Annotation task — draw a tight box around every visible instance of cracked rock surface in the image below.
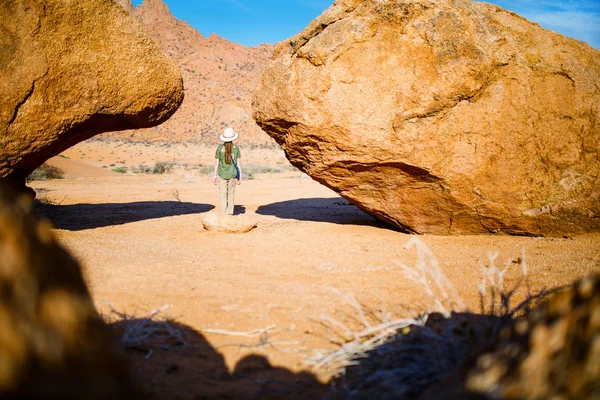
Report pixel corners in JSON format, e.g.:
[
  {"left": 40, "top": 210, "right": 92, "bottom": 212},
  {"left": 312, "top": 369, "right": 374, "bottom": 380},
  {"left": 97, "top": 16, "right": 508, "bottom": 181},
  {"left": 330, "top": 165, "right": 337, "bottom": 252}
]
[
  {"left": 202, "top": 211, "right": 258, "bottom": 233},
  {"left": 0, "top": 0, "right": 184, "bottom": 192},
  {"left": 252, "top": 0, "right": 600, "bottom": 236}
]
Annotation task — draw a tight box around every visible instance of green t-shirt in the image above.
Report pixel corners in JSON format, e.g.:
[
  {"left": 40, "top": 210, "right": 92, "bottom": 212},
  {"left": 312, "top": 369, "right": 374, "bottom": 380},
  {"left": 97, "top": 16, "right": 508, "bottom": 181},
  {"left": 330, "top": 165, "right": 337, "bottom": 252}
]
[{"left": 215, "top": 144, "right": 241, "bottom": 179}]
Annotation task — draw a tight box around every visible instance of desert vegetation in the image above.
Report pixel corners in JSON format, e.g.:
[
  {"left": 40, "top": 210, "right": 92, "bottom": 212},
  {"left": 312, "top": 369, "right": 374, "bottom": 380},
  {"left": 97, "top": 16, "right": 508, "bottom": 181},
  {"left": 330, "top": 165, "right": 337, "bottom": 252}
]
[
  {"left": 307, "top": 238, "right": 535, "bottom": 397},
  {"left": 93, "top": 231, "right": 592, "bottom": 399},
  {"left": 152, "top": 161, "right": 173, "bottom": 174},
  {"left": 243, "top": 164, "right": 297, "bottom": 179},
  {"left": 26, "top": 163, "right": 64, "bottom": 181},
  {"left": 104, "top": 305, "right": 187, "bottom": 357}
]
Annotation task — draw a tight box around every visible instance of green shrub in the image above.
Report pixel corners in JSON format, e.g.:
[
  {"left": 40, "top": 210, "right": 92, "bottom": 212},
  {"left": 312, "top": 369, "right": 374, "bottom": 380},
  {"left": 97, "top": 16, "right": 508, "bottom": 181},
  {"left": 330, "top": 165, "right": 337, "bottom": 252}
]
[
  {"left": 131, "top": 164, "right": 151, "bottom": 174},
  {"left": 112, "top": 166, "right": 128, "bottom": 174},
  {"left": 26, "top": 163, "right": 64, "bottom": 181},
  {"left": 153, "top": 161, "right": 173, "bottom": 174},
  {"left": 244, "top": 164, "right": 285, "bottom": 180},
  {"left": 195, "top": 165, "right": 214, "bottom": 175}
]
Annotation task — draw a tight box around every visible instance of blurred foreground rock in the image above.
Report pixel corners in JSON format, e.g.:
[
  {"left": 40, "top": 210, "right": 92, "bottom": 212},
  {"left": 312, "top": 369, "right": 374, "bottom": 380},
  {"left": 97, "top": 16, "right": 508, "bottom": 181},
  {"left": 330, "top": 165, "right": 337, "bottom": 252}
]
[
  {"left": 0, "top": 181, "right": 141, "bottom": 398},
  {"left": 202, "top": 211, "right": 257, "bottom": 233},
  {"left": 253, "top": 0, "right": 600, "bottom": 236},
  {"left": 420, "top": 274, "right": 600, "bottom": 399},
  {"left": 0, "top": 0, "right": 184, "bottom": 193}
]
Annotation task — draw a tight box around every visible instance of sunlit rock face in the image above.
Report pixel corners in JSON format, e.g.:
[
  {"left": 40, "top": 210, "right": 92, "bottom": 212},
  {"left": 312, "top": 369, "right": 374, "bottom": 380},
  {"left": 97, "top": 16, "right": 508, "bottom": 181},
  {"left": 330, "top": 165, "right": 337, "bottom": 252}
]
[
  {"left": 253, "top": 0, "right": 600, "bottom": 235},
  {"left": 0, "top": 0, "right": 184, "bottom": 193}
]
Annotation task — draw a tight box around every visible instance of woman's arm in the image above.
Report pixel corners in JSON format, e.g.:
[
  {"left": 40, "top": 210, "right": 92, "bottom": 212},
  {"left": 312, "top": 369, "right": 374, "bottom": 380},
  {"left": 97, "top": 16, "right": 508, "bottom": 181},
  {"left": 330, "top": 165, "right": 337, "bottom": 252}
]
[
  {"left": 237, "top": 158, "right": 242, "bottom": 185},
  {"left": 212, "top": 158, "right": 219, "bottom": 185}
]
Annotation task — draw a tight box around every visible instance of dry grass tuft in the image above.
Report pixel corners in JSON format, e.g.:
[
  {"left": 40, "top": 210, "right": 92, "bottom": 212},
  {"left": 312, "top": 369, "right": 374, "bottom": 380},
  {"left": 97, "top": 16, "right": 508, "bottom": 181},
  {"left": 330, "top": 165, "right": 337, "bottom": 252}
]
[
  {"left": 27, "top": 163, "right": 64, "bottom": 181},
  {"left": 306, "top": 296, "right": 426, "bottom": 380},
  {"left": 103, "top": 305, "right": 188, "bottom": 359},
  {"left": 396, "top": 237, "right": 466, "bottom": 315},
  {"left": 307, "top": 237, "right": 538, "bottom": 399}
]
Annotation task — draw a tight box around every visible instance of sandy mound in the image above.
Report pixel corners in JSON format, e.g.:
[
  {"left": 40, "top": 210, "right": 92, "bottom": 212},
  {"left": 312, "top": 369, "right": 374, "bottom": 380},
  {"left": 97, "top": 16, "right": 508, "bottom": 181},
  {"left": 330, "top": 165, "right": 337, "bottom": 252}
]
[
  {"left": 46, "top": 156, "right": 116, "bottom": 178},
  {"left": 202, "top": 211, "right": 257, "bottom": 233}
]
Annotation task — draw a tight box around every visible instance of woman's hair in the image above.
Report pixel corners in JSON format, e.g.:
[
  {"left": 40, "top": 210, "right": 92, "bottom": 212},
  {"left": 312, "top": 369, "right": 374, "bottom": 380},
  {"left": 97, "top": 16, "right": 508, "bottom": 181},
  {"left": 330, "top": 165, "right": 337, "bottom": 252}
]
[{"left": 224, "top": 142, "right": 233, "bottom": 164}]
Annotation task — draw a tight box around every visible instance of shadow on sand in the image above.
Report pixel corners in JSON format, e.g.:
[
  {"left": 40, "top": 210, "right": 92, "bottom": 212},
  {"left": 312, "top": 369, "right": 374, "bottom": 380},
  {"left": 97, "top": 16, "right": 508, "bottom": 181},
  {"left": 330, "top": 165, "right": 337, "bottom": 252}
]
[
  {"left": 107, "top": 317, "right": 327, "bottom": 400},
  {"left": 234, "top": 204, "right": 246, "bottom": 215},
  {"left": 256, "top": 197, "right": 390, "bottom": 228},
  {"left": 107, "top": 311, "right": 511, "bottom": 399},
  {"left": 36, "top": 201, "right": 214, "bottom": 231}
]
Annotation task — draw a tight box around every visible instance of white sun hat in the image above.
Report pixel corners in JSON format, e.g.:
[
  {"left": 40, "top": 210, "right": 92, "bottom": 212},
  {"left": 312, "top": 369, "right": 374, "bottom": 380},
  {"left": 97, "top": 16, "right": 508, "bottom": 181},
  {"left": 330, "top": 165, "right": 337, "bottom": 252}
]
[{"left": 219, "top": 127, "right": 239, "bottom": 142}]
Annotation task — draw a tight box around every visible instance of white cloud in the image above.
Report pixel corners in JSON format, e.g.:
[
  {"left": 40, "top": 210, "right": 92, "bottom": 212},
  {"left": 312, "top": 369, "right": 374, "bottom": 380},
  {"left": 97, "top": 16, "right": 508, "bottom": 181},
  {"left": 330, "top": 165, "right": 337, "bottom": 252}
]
[
  {"left": 505, "top": 0, "right": 600, "bottom": 12},
  {"left": 534, "top": 10, "right": 600, "bottom": 32},
  {"left": 485, "top": 0, "right": 600, "bottom": 49},
  {"left": 528, "top": 11, "right": 599, "bottom": 48},
  {"left": 225, "top": 0, "right": 251, "bottom": 12}
]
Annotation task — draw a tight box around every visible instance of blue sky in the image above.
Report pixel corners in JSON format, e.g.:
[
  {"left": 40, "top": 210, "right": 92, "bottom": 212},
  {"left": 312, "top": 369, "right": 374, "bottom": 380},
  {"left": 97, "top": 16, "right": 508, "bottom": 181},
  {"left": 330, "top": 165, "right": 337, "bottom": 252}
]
[{"left": 134, "top": 0, "right": 599, "bottom": 49}]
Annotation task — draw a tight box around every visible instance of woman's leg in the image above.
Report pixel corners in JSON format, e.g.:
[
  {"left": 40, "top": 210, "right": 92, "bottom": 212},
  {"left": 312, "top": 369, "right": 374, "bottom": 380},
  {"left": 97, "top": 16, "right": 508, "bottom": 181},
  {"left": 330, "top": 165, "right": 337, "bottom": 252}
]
[
  {"left": 218, "top": 177, "right": 228, "bottom": 215},
  {"left": 226, "top": 178, "right": 236, "bottom": 215}
]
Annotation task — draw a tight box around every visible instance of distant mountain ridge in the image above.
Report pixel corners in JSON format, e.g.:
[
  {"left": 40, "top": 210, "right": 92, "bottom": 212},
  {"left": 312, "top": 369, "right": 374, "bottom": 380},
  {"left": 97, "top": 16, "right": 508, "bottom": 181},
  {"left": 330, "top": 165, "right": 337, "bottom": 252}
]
[{"left": 108, "top": 0, "right": 276, "bottom": 145}]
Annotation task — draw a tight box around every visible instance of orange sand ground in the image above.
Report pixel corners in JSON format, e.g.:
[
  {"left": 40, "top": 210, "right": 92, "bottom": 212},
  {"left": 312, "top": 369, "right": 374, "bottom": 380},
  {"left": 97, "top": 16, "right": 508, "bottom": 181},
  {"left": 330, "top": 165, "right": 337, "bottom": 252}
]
[{"left": 30, "top": 140, "right": 600, "bottom": 399}]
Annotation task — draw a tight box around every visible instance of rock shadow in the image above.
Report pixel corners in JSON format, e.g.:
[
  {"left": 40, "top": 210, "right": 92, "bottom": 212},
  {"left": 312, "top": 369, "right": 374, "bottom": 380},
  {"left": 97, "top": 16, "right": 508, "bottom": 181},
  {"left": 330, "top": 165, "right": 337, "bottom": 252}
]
[
  {"left": 234, "top": 204, "right": 246, "bottom": 215},
  {"left": 106, "top": 317, "right": 327, "bottom": 400},
  {"left": 35, "top": 201, "right": 214, "bottom": 231},
  {"left": 256, "top": 197, "right": 390, "bottom": 228}
]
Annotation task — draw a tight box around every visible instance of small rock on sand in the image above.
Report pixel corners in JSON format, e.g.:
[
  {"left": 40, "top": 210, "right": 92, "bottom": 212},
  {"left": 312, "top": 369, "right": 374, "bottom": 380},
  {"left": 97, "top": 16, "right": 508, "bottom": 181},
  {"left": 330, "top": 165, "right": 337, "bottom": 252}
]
[{"left": 202, "top": 211, "right": 257, "bottom": 233}]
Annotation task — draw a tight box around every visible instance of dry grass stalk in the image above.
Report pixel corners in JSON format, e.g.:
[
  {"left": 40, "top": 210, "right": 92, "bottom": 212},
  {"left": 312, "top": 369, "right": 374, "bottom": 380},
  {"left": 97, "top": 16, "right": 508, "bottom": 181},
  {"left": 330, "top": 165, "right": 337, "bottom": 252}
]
[
  {"left": 306, "top": 237, "right": 537, "bottom": 398},
  {"left": 203, "top": 325, "right": 303, "bottom": 355},
  {"left": 171, "top": 188, "right": 181, "bottom": 202},
  {"left": 103, "top": 304, "right": 188, "bottom": 358},
  {"left": 201, "top": 324, "right": 278, "bottom": 338},
  {"left": 305, "top": 289, "right": 426, "bottom": 379},
  {"left": 396, "top": 236, "right": 465, "bottom": 316},
  {"left": 477, "top": 247, "right": 537, "bottom": 318}
]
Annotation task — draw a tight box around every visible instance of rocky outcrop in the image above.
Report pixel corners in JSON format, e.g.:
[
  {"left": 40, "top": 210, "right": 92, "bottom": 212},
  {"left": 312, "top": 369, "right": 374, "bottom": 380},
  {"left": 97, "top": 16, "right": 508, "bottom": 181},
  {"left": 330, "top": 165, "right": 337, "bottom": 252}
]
[
  {"left": 252, "top": 0, "right": 600, "bottom": 235},
  {"left": 114, "top": 0, "right": 135, "bottom": 15},
  {"left": 134, "top": 0, "right": 178, "bottom": 26},
  {"left": 109, "top": 0, "right": 275, "bottom": 146},
  {"left": 0, "top": 0, "right": 184, "bottom": 192},
  {"left": 0, "top": 182, "right": 142, "bottom": 397},
  {"left": 202, "top": 211, "right": 257, "bottom": 233}
]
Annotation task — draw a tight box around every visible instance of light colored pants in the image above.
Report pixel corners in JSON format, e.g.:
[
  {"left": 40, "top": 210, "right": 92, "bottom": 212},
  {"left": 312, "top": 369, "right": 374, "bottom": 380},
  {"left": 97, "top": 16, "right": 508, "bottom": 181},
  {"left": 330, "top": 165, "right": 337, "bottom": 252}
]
[{"left": 218, "top": 177, "right": 236, "bottom": 215}]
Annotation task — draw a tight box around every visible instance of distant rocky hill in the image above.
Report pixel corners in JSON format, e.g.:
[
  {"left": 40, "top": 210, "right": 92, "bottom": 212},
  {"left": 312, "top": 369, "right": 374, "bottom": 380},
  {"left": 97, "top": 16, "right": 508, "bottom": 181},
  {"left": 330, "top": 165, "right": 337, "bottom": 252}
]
[{"left": 110, "top": 0, "right": 275, "bottom": 145}]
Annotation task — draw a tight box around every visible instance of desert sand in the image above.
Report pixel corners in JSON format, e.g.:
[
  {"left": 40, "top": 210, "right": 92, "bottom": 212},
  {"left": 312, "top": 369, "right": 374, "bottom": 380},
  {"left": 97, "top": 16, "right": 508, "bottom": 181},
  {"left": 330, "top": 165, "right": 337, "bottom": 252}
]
[{"left": 29, "top": 140, "right": 600, "bottom": 399}]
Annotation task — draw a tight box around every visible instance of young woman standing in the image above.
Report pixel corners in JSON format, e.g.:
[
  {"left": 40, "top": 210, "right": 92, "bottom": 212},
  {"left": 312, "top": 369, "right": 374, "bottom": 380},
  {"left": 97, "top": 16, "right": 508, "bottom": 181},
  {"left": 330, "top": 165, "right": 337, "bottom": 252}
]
[{"left": 212, "top": 127, "right": 242, "bottom": 215}]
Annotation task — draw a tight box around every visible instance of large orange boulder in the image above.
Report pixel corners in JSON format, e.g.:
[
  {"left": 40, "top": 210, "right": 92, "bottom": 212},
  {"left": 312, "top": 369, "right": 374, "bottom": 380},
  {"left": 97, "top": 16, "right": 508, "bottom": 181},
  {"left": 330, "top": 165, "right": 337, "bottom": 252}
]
[
  {"left": 252, "top": 0, "right": 600, "bottom": 235},
  {"left": 0, "top": 0, "right": 183, "bottom": 192}
]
